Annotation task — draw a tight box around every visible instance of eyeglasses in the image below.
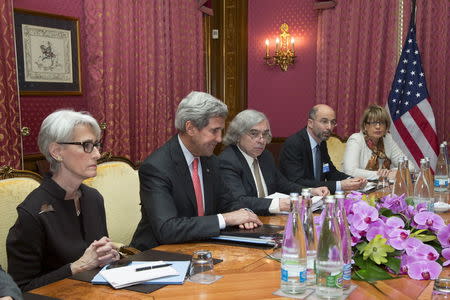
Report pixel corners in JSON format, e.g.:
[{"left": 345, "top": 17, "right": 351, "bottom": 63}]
[
  {"left": 57, "top": 141, "right": 102, "bottom": 153},
  {"left": 247, "top": 129, "right": 272, "bottom": 141},
  {"left": 313, "top": 118, "right": 337, "bottom": 127},
  {"left": 366, "top": 121, "right": 386, "bottom": 127}
]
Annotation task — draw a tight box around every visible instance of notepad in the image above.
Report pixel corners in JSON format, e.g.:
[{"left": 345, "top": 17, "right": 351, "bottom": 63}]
[
  {"left": 266, "top": 193, "right": 324, "bottom": 212},
  {"left": 92, "top": 261, "right": 190, "bottom": 289}
]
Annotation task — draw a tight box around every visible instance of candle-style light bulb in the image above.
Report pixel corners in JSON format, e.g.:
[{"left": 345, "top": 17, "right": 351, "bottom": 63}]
[
  {"left": 265, "top": 39, "right": 269, "bottom": 57},
  {"left": 275, "top": 38, "right": 279, "bottom": 53},
  {"left": 291, "top": 37, "right": 295, "bottom": 54}
]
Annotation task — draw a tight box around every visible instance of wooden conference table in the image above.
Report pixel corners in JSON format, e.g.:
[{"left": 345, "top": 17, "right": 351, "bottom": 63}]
[{"left": 31, "top": 192, "right": 449, "bottom": 299}]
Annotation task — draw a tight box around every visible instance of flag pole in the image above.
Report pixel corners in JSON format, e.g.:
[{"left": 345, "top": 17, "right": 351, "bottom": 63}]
[{"left": 410, "top": 0, "right": 417, "bottom": 26}]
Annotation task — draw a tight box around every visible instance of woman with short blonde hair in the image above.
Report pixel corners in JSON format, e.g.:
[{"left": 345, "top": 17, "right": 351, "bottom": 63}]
[{"left": 343, "top": 104, "right": 414, "bottom": 180}]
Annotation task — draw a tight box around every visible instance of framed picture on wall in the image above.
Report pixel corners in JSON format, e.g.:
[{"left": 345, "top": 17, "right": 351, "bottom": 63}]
[{"left": 14, "top": 9, "right": 82, "bottom": 96}]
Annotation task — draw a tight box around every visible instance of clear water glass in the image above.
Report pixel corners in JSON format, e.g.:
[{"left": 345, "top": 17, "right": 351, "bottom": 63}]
[
  {"left": 433, "top": 278, "right": 450, "bottom": 299},
  {"left": 189, "top": 250, "right": 215, "bottom": 284}
]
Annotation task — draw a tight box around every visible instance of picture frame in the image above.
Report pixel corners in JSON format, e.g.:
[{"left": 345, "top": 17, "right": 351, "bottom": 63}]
[{"left": 14, "top": 9, "right": 82, "bottom": 96}]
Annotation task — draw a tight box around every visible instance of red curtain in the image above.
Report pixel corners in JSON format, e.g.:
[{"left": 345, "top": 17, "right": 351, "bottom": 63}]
[
  {"left": 316, "top": 1, "right": 399, "bottom": 138},
  {"left": 83, "top": 0, "right": 204, "bottom": 163},
  {"left": 0, "top": 0, "right": 21, "bottom": 169},
  {"left": 316, "top": 1, "right": 449, "bottom": 143},
  {"left": 409, "top": 0, "right": 450, "bottom": 143}
]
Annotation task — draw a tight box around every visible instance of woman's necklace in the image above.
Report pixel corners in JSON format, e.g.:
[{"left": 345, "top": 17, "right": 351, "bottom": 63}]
[{"left": 73, "top": 189, "right": 82, "bottom": 216}]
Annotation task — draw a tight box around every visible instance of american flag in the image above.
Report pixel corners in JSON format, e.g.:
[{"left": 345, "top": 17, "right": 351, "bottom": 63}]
[{"left": 386, "top": 19, "right": 439, "bottom": 172}]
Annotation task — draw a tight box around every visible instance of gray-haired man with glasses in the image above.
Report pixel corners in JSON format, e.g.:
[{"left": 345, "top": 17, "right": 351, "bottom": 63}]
[
  {"left": 280, "top": 104, "right": 367, "bottom": 193},
  {"left": 219, "top": 109, "right": 329, "bottom": 215}
]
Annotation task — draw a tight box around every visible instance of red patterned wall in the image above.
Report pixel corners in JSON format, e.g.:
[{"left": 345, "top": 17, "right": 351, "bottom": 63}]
[
  {"left": 14, "top": 0, "right": 87, "bottom": 154},
  {"left": 248, "top": 0, "right": 318, "bottom": 137}
]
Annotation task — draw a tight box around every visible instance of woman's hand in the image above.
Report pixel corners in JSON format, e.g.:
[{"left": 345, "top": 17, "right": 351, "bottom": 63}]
[
  {"left": 70, "top": 236, "right": 120, "bottom": 274},
  {"left": 377, "top": 168, "right": 390, "bottom": 179}
]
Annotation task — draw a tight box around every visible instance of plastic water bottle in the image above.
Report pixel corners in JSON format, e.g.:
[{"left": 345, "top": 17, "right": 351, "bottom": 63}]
[
  {"left": 316, "top": 195, "right": 343, "bottom": 298},
  {"left": 335, "top": 191, "right": 352, "bottom": 290},
  {"left": 414, "top": 158, "right": 434, "bottom": 211},
  {"left": 280, "top": 193, "right": 307, "bottom": 294},
  {"left": 301, "top": 188, "right": 317, "bottom": 285},
  {"left": 434, "top": 143, "right": 449, "bottom": 193}
]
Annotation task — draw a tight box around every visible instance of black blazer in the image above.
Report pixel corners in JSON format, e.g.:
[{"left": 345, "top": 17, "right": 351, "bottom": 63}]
[
  {"left": 131, "top": 135, "right": 242, "bottom": 250},
  {"left": 219, "top": 145, "right": 302, "bottom": 215},
  {"left": 7, "top": 177, "right": 108, "bottom": 291},
  {"left": 279, "top": 128, "right": 348, "bottom": 193}
]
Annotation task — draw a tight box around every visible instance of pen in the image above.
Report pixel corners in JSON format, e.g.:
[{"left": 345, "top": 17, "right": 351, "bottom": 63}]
[{"left": 135, "top": 263, "right": 172, "bottom": 272}]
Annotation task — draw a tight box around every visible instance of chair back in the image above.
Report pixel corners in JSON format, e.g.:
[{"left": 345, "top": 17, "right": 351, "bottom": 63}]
[
  {"left": 0, "top": 167, "right": 42, "bottom": 270},
  {"left": 83, "top": 154, "right": 140, "bottom": 246},
  {"left": 326, "top": 134, "right": 347, "bottom": 172}
]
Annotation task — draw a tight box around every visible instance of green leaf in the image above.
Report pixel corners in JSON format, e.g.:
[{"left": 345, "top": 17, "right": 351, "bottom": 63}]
[
  {"left": 415, "top": 234, "right": 437, "bottom": 242},
  {"left": 352, "top": 267, "right": 395, "bottom": 281},
  {"left": 391, "top": 250, "right": 403, "bottom": 257},
  {"left": 385, "top": 257, "right": 401, "bottom": 274},
  {"left": 410, "top": 229, "right": 427, "bottom": 236},
  {"left": 379, "top": 208, "right": 394, "bottom": 217},
  {"left": 354, "top": 254, "right": 368, "bottom": 269},
  {"left": 356, "top": 241, "right": 368, "bottom": 253},
  {"left": 405, "top": 197, "right": 414, "bottom": 206}
]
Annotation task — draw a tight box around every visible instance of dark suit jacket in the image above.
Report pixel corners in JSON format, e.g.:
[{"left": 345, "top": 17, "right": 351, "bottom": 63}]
[
  {"left": 279, "top": 127, "right": 348, "bottom": 193},
  {"left": 131, "top": 135, "right": 242, "bottom": 250},
  {"left": 219, "top": 145, "right": 303, "bottom": 215},
  {"left": 0, "top": 266, "right": 22, "bottom": 300}
]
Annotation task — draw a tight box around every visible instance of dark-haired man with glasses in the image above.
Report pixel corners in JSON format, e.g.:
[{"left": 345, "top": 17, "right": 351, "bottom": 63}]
[
  {"left": 280, "top": 104, "right": 367, "bottom": 193},
  {"left": 219, "top": 109, "right": 329, "bottom": 215}
]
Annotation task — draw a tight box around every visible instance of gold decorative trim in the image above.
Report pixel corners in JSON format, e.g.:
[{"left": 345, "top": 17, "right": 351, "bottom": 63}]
[
  {"left": 97, "top": 152, "right": 139, "bottom": 170},
  {"left": 0, "top": 165, "right": 43, "bottom": 181}
]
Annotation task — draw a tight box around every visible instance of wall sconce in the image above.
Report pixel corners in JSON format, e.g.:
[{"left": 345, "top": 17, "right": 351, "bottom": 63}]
[{"left": 264, "top": 23, "right": 296, "bottom": 71}]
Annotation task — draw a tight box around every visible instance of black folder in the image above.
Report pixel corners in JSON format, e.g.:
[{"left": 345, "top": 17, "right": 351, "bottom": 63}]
[
  {"left": 210, "top": 224, "right": 284, "bottom": 247},
  {"left": 70, "top": 249, "right": 222, "bottom": 294}
]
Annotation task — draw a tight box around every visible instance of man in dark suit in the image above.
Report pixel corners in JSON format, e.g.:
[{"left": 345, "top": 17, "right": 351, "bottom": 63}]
[
  {"left": 279, "top": 104, "right": 367, "bottom": 193},
  {"left": 219, "top": 109, "right": 329, "bottom": 215},
  {"left": 0, "top": 266, "right": 22, "bottom": 300},
  {"left": 131, "top": 92, "right": 262, "bottom": 250}
]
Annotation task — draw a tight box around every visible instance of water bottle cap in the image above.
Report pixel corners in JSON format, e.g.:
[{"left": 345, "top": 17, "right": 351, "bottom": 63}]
[{"left": 289, "top": 192, "right": 299, "bottom": 197}]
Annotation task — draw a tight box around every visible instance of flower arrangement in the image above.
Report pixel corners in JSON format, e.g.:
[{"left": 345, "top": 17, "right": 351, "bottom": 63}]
[{"left": 316, "top": 192, "right": 449, "bottom": 281}]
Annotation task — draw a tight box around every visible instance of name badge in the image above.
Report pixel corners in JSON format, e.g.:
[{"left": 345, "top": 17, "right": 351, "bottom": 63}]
[{"left": 322, "top": 163, "right": 330, "bottom": 173}]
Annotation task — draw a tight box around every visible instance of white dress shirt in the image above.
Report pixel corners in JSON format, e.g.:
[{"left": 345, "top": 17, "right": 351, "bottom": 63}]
[
  {"left": 237, "top": 146, "right": 281, "bottom": 213},
  {"left": 178, "top": 135, "right": 226, "bottom": 228},
  {"left": 307, "top": 131, "right": 342, "bottom": 191}
]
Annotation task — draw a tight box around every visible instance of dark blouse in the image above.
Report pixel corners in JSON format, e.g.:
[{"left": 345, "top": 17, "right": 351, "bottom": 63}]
[{"left": 6, "top": 177, "right": 108, "bottom": 291}]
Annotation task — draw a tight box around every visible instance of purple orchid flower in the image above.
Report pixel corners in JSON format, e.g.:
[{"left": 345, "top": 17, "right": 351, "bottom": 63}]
[
  {"left": 437, "top": 224, "right": 450, "bottom": 248},
  {"left": 366, "top": 219, "right": 388, "bottom": 241},
  {"left": 407, "top": 260, "right": 442, "bottom": 280},
  {"left": 387, "top": 229, "right": 410, "bottom": 250},
  {"left": 404, "top": 238, "right": 424, "bottom": 256},
  {"left": 442, "top": 248, "right": 450, "bottom": 267},
  {"left": 379, "top": 194, "right": 408, "bottom": 214},
  {"left": 350, "top": 201, "right": 379, "bottom": 231},
  {"left": 408, "top": 243, "right": 439, "bottom": 261},
  {"left": 385, "top": 216, "right": 405, "bottom": 230},
  {"left": 413, "top": 211, "right": 445, "bottom": 232},
  {"left": 349, "top": 225, "right": 362, "bottom": 246}
]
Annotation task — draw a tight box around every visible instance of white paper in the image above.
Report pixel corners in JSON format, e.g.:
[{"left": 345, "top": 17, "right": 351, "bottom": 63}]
[
  {"left": 266, "top": 192, "right": 289, "bottom": 199},
  {"left": 99, "top": 260, "right": 179, "bottom": 289}
]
